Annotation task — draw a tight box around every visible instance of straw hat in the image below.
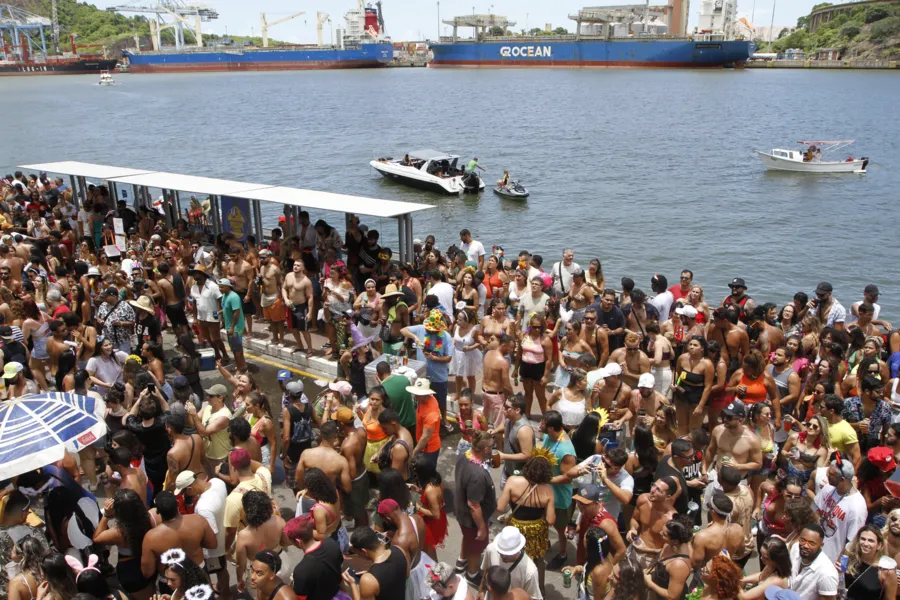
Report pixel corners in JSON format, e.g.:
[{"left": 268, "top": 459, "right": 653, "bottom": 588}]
[
  {"left": 381, "top": 284, "right": 404, "bottom": 299},
  {"left": 406, "top": 377, "right": 435, "bottom": 396},
  {"left": 128, "top": 295, "right": 155, "bottom": 314},
  {"left": 189, "top": 264, "right": 209, "bottom": 277}
]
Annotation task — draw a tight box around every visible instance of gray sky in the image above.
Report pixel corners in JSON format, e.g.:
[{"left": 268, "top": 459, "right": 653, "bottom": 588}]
[{"left": 97, "top": 0, "right": 818, "bottom": 43}]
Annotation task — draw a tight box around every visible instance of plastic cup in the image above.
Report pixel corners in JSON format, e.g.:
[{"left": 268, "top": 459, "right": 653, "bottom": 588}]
[
  {"left": 492, "top": 450, "right": 501, "bottom": 468},
  {"left": 783, "top": 416, "right": 793, "bottom": 432},
  {"left": 465, "top": 420, "right": 473, "bottom": 429}
]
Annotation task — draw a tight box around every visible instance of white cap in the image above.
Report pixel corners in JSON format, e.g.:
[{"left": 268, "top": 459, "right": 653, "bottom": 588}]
[
  {"left": 604, "top": 363, "right": 622, "bottom": 377},
  {"left": 638, "top": 373, "right": 656, "bottom": 389},
  {"left": 676, "top": 305, "right": 698, "bottom": 318}
]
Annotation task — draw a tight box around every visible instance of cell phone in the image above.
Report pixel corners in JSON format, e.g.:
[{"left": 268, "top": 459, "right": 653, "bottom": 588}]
[
  {"left": 347, "top": 568, "right": 361, "bottom": 583},
  {"left": 147, "top": 383, "right": 156, "bottom": 392},
  {"left": 637, "top": 408, "right": 647, "bottom": 416}
]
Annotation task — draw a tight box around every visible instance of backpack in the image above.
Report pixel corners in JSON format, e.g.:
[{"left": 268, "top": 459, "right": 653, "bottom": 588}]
[
  {"left": 400, "top": 285, "right": 417, "bottom": 308},
  {"left": 289, "top": 405, "right": 312, "bottom": 444}
]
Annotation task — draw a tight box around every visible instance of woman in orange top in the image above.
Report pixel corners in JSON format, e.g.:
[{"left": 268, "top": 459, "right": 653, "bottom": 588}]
[
  {"left": 726, "top": 350, "right": 779, "bottom": 415},
  {"left": 357, "top": 385, "right": 391, "bottom": 474}
]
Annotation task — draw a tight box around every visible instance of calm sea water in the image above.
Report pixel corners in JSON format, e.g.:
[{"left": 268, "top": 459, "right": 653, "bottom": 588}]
[{"left": 2, "top": 68, "right": 898, "bottom": 315}]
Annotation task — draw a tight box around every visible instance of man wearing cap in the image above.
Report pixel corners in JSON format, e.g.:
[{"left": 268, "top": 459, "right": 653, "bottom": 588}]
[
  {"left": 163, "top": 412, "right": 206, "bottom": 493},
  {"left": 335, "top": 405, "right": 370, "bottom": 528},
  {"left": 407, "top": 377, "right": 443, "bottom": 469},
  {"left": 705, "top": 399, "right": 762, "bottom": 476},
  {"left": 674, "top": 304, "right": 703, "bottom": 341},
  {"left": 607, "top": 332, "right": 650, "bottom": 389},
  {"left": 259, "top": 249, "right": 287, "bottom": 346},
  {"left": 565, "top": 446, "right": 634, "bottom": 523},
  {"left": 722, "top": 277, "right": 756, "bottom": 317},
  {"left": 809, "top": 281, "right": 846, "bottom": 331},
  {"left": 628, "top": 372, "right": 667, "bottom": 430},
  {"left": 222, "top": 447, "right": 272, "bottom": 556},
  {"left": 570, "top": 483, "right": 626, "bottom": 566},
  {"left": 479, "top": 527, "right": 542, "bottom": 600},
  {"left": 187, "top": 383, "right": 232, "bottom": 475},
  {"left": 190, "top": 265, "right": 229, "bottom": 363},
  {"left": 428, "top": 561, "right": 474, "bottom": 600},
  {"left": 168, "top": 373, "right": 200, "bottom": 429},
  {"left": 218, "top": 277, "right": 247, "bottom": 372},
  {"left": 282, "top": 380, "right": 316, "bottom": 490},
  {"left": 814, "top": 453, "right": 868, "bottom": 561},
  {"left": 2, "top": 361, "right": 37, "bottom": 398},
  {"left": 787, "top": 523, "right": 839, "bottom": 600},
  {"left": 592, "top": 362, "right": 631, "bottom": 414},
  {"left": 850, "top": 284, "right": 891, "bottom": 329},
  {"left": 95, "top": 286, "right": 136, "bottom": 354},
  {"left": 295, "top": 420, "right": 351, "bottom": 494},
  {"left": 282, "top": 260, "right": 314, "bottom": 358},
  {"left": 402, "top": 311, "right": 454, "bottom": 427}
]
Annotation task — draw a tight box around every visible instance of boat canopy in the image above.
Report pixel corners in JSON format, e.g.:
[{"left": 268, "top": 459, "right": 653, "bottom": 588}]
[
  {"left": 408, "top": 149, "right": 458, "bottom": 161},
  {"left": 797, "top": 140, "right": 854, "bottom": 145}
]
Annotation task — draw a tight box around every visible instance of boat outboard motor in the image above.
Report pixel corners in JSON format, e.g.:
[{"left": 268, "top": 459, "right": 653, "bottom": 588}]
[
  {"left": 861, "top": 157, "right": 869, "bottom": 170},
  {"left": 463, "top": 171, "right": 480, "bottom": 192}
]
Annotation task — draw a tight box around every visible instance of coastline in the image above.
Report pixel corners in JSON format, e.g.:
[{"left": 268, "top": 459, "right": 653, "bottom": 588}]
[{"left": 747, "top": 59, "right": 900, "bottom": 69}]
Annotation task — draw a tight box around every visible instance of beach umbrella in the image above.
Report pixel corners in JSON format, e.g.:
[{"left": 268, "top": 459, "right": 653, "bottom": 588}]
[{"left": 0, "top": 393, "right": 107, "bottom": 480}]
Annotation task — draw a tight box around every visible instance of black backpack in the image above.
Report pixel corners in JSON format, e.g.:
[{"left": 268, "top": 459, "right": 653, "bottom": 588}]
[{"left": 288, "top": 405, "right": 312, "bottom": 444}]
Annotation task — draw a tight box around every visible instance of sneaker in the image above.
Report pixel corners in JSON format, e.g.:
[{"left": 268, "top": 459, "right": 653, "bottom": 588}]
[{"left": 547, "top": 554, "right": 569, "bottom": 571}]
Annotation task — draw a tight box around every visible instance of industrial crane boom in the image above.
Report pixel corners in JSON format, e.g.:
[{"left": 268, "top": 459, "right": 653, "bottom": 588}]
[
  {"left": 260, "top": 10, "right": 306, "bottom": 47},
  {"left": 316, "top": 12, "right": 329, "bottom": 46}
]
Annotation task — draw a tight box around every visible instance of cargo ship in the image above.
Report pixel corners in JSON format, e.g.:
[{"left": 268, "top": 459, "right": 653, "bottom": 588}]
[
  {"left": 123, "top": 1, "right": 393, "bottom": 73},
  {"left": 0, "top": 6, "right": 117, "bottom": 76},
  {"left": 430, "top": 0, "right": 753, "bottom": 68}
]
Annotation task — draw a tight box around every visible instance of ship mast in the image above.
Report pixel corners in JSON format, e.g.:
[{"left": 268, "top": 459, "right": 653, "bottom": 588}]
[{"left": 51, "top": 0, "right": 59, "bottom": 54}]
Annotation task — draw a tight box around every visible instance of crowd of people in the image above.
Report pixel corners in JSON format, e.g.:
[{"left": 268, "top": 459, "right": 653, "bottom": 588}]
[{"left": 2, "top": 172, "right": 900, "bottom": 600}]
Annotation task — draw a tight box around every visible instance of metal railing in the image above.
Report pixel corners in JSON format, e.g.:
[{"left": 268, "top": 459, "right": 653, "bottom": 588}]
[{"left": 436, "top": 34, "right": 699, "bottom": 44}]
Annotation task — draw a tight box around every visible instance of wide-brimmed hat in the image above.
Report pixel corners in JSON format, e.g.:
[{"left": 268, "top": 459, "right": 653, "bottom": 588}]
[
  {"left": 128, "top": 295, "right": 155, "bottom": 313},
  {"left": 381, "top": 284, "right": 404, "bottom": 299},
  {"left": 495, "top": 526, "right": 526, "bottom": 556},
  {"left": 189, "top": 264, "right": 209, "bottom": 277},
  {"left": 423, "top": 309, "right": 446, "bottom": 333},
  {"left": 349, "top": 322, "right": 377, "bottom": 351},
  {"left": 406, "top": 377, "right": 435, "bottom": 396}
]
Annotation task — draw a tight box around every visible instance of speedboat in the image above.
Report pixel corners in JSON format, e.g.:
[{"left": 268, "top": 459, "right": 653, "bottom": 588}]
[
  {"left": 493, "top": 180, "right": 529, "bottom": 199},
  {"left": 99, "top": 70, "right": 115, "bottom": 86},
  {"left": 756, "top": 140, "right": 868, "bottom": 173},
  {"left": 370, "top": 150, "right": 485, "bottom": 195}
]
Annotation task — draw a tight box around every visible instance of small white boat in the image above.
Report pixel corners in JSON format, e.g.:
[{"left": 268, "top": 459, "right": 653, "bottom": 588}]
[
  {"left": 370, "top": 150, "right": 485, "bottom": 195},
  {"left": 756, "top": 140, "right": 868, "bottom": 174},
  {"left": 99, "top": 70, "right": 115, "bottom": 86}
]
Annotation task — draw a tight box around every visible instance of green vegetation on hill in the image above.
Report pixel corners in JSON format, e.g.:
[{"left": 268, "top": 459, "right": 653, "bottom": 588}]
[{"left": 774, "top": 1, "right": 900, "bottom": 59}]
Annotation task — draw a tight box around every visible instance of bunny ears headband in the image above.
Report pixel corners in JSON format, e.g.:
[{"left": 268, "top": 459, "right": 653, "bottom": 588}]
[{"left": 65, "top": 554, "right": 100, "bottom": 581}]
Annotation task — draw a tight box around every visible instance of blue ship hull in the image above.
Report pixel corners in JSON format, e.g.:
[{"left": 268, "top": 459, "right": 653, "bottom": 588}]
[
  {"left": 124, "top": 43, "right": 393, "bottom": 73},
  {"left": 429, "top": 39, "right": 753, "bottom": 68}
]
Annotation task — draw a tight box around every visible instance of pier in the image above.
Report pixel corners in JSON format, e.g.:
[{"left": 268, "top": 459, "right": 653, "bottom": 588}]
[{"left": 746, "top": 59, "right": 900, "bottom": 69}]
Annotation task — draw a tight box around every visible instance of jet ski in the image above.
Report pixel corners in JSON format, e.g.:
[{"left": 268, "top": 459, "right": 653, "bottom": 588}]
[{"left": 493, "top": 180, "right": 529, "bottom": 199}]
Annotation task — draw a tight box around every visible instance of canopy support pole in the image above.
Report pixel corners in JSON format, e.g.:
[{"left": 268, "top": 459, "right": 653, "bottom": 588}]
[
  {"left": 162, "top": 189, "right": 173, "bottom": 229},
  {"left": 405, "top": 214, "right": 414, "bottom": 267},
  {"left": 68, "top": 176, "right": 78, "bottom": 209},
  {"left": 397, "top": 216, "right": 406, "bottom": 264},
  {"left": 253, "top": 200, "right": 264, "bottom": 242},
  {"left": 110, "top": 182, "right": 119, "bottom": 204},
  {"left": 211, "top": 195, "right": 221, "bottom": 236},
  {"left": 132, "top": 185, "right": 139, "bottom": 210},
  {"left": 77, "top": 176, "right": 87, "bottom": 206}
]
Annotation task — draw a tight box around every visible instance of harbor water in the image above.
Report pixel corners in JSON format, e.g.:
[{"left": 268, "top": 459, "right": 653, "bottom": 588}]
[{"left": 2, "top": 68, "right": 899, "bottom": 315}]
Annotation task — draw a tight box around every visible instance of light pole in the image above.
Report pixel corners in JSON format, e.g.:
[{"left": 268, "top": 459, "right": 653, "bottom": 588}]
[{"left": 767, "top": 0, "right": 776, "bottom": 52}]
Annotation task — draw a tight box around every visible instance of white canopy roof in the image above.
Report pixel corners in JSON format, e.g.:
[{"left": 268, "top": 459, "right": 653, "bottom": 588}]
[
  {"left": 409, "top": 149, "right": 458, "bottom": 161},
  {"left": 17, "top": 161, "right": 155, "bottom": 180},
  {"left": 236, "top": 186, "right": 432, "bottom": 219},
  {"left": 109, "top": 172, "right": 272, "bottom": 196},
  {"left": 19, "top": 161, "right": 433, "bottom": 219}
]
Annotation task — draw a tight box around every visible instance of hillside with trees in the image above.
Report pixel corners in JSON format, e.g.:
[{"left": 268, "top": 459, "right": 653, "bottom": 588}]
[{"left": 773, "top": 1, "right": 900, "bottom": 59}]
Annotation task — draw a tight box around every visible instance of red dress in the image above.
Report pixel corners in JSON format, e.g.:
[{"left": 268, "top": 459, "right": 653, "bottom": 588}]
[{"left": 420, "top": 486, "right": 448, "bottom": 549}]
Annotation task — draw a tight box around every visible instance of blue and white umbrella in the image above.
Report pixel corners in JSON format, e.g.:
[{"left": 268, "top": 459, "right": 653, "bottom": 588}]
[{"left": 0, "top": 393, "right": 108, "bottom": 480}]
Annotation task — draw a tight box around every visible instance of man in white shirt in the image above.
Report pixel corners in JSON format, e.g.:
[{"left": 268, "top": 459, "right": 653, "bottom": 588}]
[
  {"left": 563, "top": 447, "right": 634, "bottom": 520},
  {"left": 479, "top": 527, "right": 542, "bottom": 600},
  {"left": 789, "top": 523, "right": 839, "bottom": 600},
  {"left": 459, "top": 228, "right": 485, "bottom": 270},
  {"left": 178, "top": 470, "right": 230, "bottom": 597},
  {"left": 77, "top": 201, "right": 93, "bottom": 238},
  {"left": 850, "top": 284, "right": 891, "bottom": 328},
  {"left": 811, "top": 282, "right": 847, "bottom": 330},
  {"left": 813, "top": 456, "right": 867, "bottom": 561},
  {"left": 550, "top": 248, "right": 580, "bottom": 299},
  {"left": 427, "top": 270, "right": 456, "bottom": 324},
  {"left": 649, "top": 274, "right": 674, "bottom": 322},
  {"left": 189, "top": 265, "right": 228, "bottom": 363}
]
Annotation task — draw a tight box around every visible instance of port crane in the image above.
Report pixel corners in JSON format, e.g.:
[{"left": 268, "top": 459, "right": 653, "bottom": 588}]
[
  {"left": 316, "top": 12, "right": 330, "bottom": 46},
  {"left": 260, "top": 11, "right": 306, "bottom": 47},
  {"left": 106, "top": 1, "right": 219, "bottom": 51}
]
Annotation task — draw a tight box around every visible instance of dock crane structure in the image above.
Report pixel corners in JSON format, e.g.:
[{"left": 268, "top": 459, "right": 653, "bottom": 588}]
[
  {"left": 259, "top": 11, "right": 305, "bottom": 47},
  {"left": 316, "top": 12, "right": 330, "bottom": 46},
  {"left": 106, "top": 1, "right": 218, "bottom": 51}
]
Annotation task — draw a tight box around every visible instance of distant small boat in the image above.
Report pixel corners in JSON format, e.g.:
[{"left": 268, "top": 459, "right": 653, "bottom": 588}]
[
  {"left": 493, "top": 180, "right": 529, "bottom": 199},
  {"left": 756, "top": 140, "right": 868, "bottom": 173},
  {"left": 99, "top": 70, "right": 115, "bottom": 86}
]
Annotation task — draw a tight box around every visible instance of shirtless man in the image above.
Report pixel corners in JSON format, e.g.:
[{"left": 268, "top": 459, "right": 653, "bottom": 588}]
[
  {"left": 377, "top": 498, "right": 426, "bottom": 574},
  {"left": 0, "top": 245, "right": 24, "bottom": 283},
  {"left": 156, "top": 262, "right": 189, "bottom": 336},
  {"left": 748, "top": 306, "right": 784, "bottom": 356},
  {"left": 690, "top": 492, "right": 744, "bottom": 569},
  {"left": 295, "top": 421, "right": 351, "bottom": 494},
  {"left": 227, "top": 245, "right": 256, "bottom": 335},
  {"left": 706, "top": 307, "right": 749, "bottom": 378},
  {"left": 141, "top": 491, "right": 217, "bottom": 586},
  {"left": 704, "top": 399, "right": 762, "bottom": 475},
  {"left": 607, "top": 332, "right": 650, "bottom": 388},
  {"left": 164, "top": 412, "right": 206, "bottom": 492},
  {"left": 566, "top": 269, "right": 594, "bottom": 315},
  {"left": 62, "top": 311, "right": 96, "bottom": 365},
  {"left": 628, "top": 373, "right": 669, "bottom": 431},
  {"left": 482, "top": 333, "right": 514, "bottom": 422},
  {"left": 592, "top": 363, "right": 632, "bottom": 413},
  {"left": 45, "top": 320, "right": 71, "bottom": 380},
  {"left": 375, "top": 409, "right": 414, "bottom": 480},
  {"left": 107, "top": 446, "right": 149, "bottom": 505},
  {"left": 581, "top": 308, "right": 610, "bottom": 366},
  {"left": 283, "top": 260, "right": 313, "bottom": 357},
  {"left": 258, "top": 250, "right": 285, "bottom": 345},
  {"left": 335, "top": 407, "right": 370, "bottom": 527},
  {"left": 626, "top": 477, "right": 677, "bottom": 570}
]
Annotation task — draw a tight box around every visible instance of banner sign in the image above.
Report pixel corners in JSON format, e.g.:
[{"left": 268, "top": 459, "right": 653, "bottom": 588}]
[{"left": 221, "top": 195, "right": 250, "bottom": 242}]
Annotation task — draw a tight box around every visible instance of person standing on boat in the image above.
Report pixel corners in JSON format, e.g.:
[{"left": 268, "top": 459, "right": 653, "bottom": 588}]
[{"left": 465, "top": 157, "right": 485, "bottom": 175}]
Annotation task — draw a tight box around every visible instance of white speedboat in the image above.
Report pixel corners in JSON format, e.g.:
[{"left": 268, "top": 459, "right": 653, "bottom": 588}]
[
  {"left": 99, "top": 70, "right": 115, "bottom": 86},
  {"left": 370, "top": 150, "right": 485, "bottom": 195},
  {"left": 756, "top": 140, "right": 868, "bottom": 173}
]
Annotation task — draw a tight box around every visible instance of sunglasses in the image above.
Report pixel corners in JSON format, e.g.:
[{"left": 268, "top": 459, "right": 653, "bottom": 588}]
[
  {"left": 816, "top": 293, "right": 827, "bottom": 299},
  {"left": 680, "top": 276, "right": 691, "bottom": 281}
]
